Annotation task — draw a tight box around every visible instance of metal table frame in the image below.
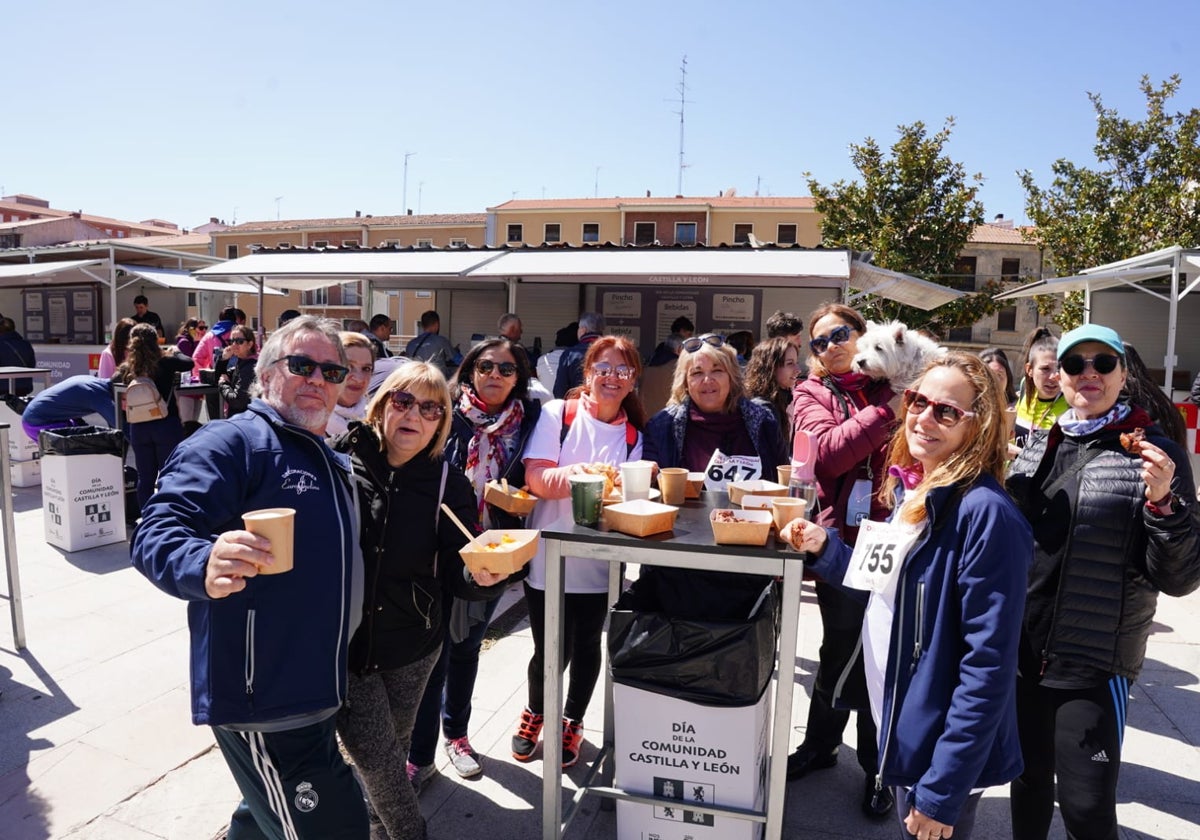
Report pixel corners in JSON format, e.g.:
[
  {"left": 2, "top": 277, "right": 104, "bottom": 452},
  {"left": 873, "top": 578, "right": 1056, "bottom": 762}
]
[
  {"left": 0, "top": 423, "right": 24, "bottom": 649},
  {"left": 540, "top": 508, "right": 805, "bottom": 839}
]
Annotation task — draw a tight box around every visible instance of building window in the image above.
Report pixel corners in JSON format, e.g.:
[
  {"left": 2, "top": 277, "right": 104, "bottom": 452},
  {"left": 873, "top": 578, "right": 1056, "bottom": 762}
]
[
  {"left": 634, "top": 222, "right": 656, "bottom": 245},
  {"left": 416, "top": 238, "right": 433, "bottom": 249},
  {"left": 582, "top": 222, "right": 600, "bottom": 243},
  {"left": 341, "top": 282, "right": 361, "bottom": 306},
  {"left": 1001, "top": 258, "right": 1021, "bottom": 283},
  {"left": 449, "top": 238, "right": 467, "bottom": 248},
  {"left": 341, "top": 239, "right": 359, "bottom": 248},
  {"left": 507, "top": 224, "right": 523, "bottom": 243},
  {"left": 733, "top": 223, "right": 753, "bottom": 244},
  {"left": 277, "top": 242, "right": 292, "bottom": 250},
  {"left": 301, "top": 287, "right": 329, "bottom": 306},
  {"left": 382, "top": 239, "right": 401, "bottom": 248},
  {"left": 312, "top": 240, "right": 329, "bottom": 249},
  {"left": 226, "top": 244, "right": 238, "bottom": 259},
  {"left": 777, "top": 224, "right": 797, "bottom": 245},
  {"left": 544, "top": 223, "right": 561, "bottom": 243},
  {"left": 947, "top": 256, "right": 977, "bottom": 292},
  {"left": 675, "top": 222, "right": 697, "bottom": 245},
  {"left": 0, "top": 235, "right": 19, "bottom": 249},
  {"left": 249, "top": 243, "right": 264, "bottom": 252}
]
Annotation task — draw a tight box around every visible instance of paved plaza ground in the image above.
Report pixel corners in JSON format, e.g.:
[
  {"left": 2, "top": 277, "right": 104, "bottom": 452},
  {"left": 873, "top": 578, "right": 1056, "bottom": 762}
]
[{"left": 2, "top": 481, "right": 1199, "bottom": 839}]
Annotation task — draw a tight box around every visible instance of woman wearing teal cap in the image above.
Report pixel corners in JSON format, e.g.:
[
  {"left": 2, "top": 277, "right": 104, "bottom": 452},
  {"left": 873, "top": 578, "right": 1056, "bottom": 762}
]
[{"left": 1006, "top": 322, "right": 1200, "bottom": 839}]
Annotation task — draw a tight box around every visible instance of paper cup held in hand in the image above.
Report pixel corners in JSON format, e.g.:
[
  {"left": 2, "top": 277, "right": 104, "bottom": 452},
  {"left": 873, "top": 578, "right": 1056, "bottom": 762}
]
[
  {"left": 243, "top": 508, "right": 295, "bottom": 574},
  {"left": 772, "top": 497, "right": 807, "bottom": 532}
]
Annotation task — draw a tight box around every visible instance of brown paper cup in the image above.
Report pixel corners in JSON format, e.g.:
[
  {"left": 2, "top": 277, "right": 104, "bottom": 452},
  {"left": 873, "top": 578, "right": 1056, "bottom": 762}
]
[
  {"left": 776, "top": 464, "right": 793, "bottom": 486},
  {"left": 772, "top": 498, "right": 807, "bottom": 532},
  {"left": 243, "top": 508, "right": 295, "bottom": 574},
  {"left": 658, "top": 467, "right": 688, "bottom": 505},
  {"left": 1004, "top": 408, "right": 1017, "bottom": 440}
]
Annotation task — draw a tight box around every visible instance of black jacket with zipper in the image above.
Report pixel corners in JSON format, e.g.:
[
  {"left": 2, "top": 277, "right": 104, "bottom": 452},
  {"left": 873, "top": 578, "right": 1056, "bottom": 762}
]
[
  {"left": 1007, "top": 405, "right": 1200, "bottom": 685},
  {"left": 332, "top": 422, "right": 506, "bottom": 674}
]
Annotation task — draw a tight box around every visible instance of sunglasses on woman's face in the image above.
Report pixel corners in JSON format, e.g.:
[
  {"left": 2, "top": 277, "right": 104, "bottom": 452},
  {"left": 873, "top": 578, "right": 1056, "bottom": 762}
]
[
  {"left": 230, "top": 338, "right": 251, "bottom": 345},
  {"left": 195, "top": 325, "right": 208, "bottom": 332},
  {"left": 476, "top": 360, "right": 517, "bottom": 378},
  {"left": 274, "top": 354, "right": 349, "bottom": 384},
  {"left": 388, "top": 389, "right": 446, "bottom": 421},
  {"left": 1057, "top": 353, "right": 1121, "bottom": 376},
  {"left": 809, "top": 324, "right": 853, "bottom": 355},
  {"left": 590, "top": 362, "right": 635, "bottom": 381},
  {"left": 903, "top": 389, "right": 977, "bottom": 427},
  {"left": 681, "top": 333, "right": 725, "bottom": 353}
]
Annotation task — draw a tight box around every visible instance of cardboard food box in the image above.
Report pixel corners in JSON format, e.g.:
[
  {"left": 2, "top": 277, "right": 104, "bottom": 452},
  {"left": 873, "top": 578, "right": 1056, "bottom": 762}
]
[
  {"left": 604, "top": 499, "right": 678, "bottom": 537},
  {"left": 710, "top": 509, "right": 772, "bottom": 546},
  {"left": 614, "top": 682, "right": 769, "bottom": 840},
  {"left": 459, "top": 529, "right": 539, "bottom": 575},
  {"left": 483, "top": 480, "right": 539, "bottom": 516},
  {"left": 727, "top": 480, "right": 788, "bottom": 506},
  {"left": 41, "top": 453, "right": 126, "bottom": 551}
]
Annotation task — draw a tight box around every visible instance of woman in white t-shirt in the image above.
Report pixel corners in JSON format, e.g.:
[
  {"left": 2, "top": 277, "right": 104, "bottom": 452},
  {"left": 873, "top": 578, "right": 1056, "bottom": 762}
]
[
  {"left": 511, "top": 335, "right": 646, "bottom": 770},
  {"left": 782, "top": 352, "right": 1031, "bottom": 840}
]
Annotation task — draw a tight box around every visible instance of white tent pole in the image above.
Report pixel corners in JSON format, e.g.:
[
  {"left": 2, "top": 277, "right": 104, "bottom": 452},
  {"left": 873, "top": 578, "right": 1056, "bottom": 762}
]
[
  {"left": 108, "top": 245, "right": 118, "bottom": 341},
  {"left": 1165, "top": 252, "right": 1180, "bottom": 394},
  {"left": 506, "top": 277, "right": 517, "bottom": 312}
]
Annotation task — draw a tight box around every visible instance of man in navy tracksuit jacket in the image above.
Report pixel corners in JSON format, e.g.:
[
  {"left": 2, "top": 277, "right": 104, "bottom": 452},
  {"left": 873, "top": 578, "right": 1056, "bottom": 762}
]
[{"left": 132, "top": 317, "right": 368, "bottom": 840}]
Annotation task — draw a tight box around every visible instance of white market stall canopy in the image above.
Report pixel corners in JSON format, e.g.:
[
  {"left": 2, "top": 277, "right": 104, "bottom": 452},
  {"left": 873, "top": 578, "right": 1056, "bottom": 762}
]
[
  {"left": 0, "top": 259, "right": 107, "bottom": 284},
  {"left": 193, "top": 247, "right": 963, "bottom": 311},
  {"left": 116, "top": 265, "right": 284, "bottom": 296},
  {"left": 993, "top": 245, "right": 1200, "bottom": 390}
]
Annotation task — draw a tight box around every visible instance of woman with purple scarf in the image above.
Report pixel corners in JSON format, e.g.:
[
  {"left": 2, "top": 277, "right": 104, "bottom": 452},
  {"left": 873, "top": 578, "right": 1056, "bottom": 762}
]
[
  {"left": 786, "top": 302, "right": 901, "bottom": 820},
  {"left": 408, "top": 338, "right": 540, "bottom": 786}
]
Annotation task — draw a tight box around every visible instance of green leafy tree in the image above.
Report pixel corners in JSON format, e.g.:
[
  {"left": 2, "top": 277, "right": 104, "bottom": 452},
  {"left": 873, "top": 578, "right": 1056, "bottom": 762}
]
[
  {"left": 1020, "top": 75, "right": 1200, "bottom": 328},
  {"left": 808, "top": 119, "right": 987, "bottom": 336}
]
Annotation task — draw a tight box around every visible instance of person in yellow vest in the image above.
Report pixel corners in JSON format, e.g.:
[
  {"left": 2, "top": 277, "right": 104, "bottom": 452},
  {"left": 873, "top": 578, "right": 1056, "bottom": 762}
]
[{"left": 1013, "top": 327, "right": 1068, "bottom": 451}]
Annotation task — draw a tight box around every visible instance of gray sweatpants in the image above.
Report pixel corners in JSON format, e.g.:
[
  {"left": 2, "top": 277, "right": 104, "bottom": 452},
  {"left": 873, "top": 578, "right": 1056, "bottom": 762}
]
[{"left": 337, "top": 647, "right": 441, "bottom": 840}]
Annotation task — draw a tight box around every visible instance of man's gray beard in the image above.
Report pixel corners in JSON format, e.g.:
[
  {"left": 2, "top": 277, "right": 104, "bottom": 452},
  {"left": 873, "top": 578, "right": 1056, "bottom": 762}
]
[{"left": 263, "top": 378, "right": 331, "bottom": 434}]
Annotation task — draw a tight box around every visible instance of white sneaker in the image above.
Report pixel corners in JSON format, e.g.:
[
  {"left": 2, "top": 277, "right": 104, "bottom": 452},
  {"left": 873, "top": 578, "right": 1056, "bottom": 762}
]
[{"left": 444, "top": 736, "right": 483, "bottom": 778}]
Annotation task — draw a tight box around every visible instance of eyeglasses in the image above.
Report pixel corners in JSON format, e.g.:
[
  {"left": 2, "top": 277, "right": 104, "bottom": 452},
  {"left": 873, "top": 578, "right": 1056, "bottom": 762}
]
[
  {"left": 274, "top": 354, "right": 349, "bottom": 384},
  {"left": 195, "top": 325, "right": 208, "bottom": 332},
  {"left": 1057, "top": 353, "right": 1120, "bottom": 376},
  {"left": 388, "top": 389, "right": 446, "bottom": 421},
  {"left": 476, "top": 360, "right": 517, "bottom": 378},
  {"left": 903, "top": 389, "right": 977, "bottom": 427},
  {"left": 809, "top": 324, "right": 853, "bottom": 355},
  {"left": 589, "top": 362, "right": 636, "bottom": 381},
  {"left": 230, "top": 338, "right": 251, "bottom": 345},
  {"left": 682, "top": 333, "right": 725, "bottom": 353}
]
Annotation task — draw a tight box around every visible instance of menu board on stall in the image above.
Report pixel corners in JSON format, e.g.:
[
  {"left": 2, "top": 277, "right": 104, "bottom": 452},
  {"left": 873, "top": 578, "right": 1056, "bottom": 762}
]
[
  {"left": 22, "top": 286, "right": 101, "bottom": 344},
  {"left": 598, "top": 286, "right": 762, "bottom": 358}
]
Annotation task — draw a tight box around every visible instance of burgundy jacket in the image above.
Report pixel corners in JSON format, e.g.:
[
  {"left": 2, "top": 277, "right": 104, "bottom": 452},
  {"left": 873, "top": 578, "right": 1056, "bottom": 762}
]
[{"left": 791, "top": 374, "right": 897, "bottom": 543}]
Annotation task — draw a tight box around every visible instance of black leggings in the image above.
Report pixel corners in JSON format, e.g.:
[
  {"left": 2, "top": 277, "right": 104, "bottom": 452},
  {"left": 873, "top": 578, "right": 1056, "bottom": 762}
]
[
  {"left": 524, "top": 583, "right": 609, "bottom": 722},
  {"left": 1010, "top": 674, "right": 1129, "bottom": 840}
]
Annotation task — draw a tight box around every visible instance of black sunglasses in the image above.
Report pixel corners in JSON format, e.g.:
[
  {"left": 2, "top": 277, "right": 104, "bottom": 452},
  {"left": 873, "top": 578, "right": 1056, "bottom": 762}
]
[
  {"left": 476, "top": 359, "right": 517, "bottom": 378},
  {"left": 1058, "top": 353, "right": 1121, "bottom": 376},
  {"left": 230, "top": 338, "right": 251, "bottom": 346},
  {"left": 681, "top": 333, "right": 725, "bottom": 353},
  {"left": 388, "top": 389, "right": 446, "bottom": 421},
  {"left": 809, "top": 324, "right": 853, "bottom": 355},
  {"left": 903, "top": 389, "right": 977, "bottom": 427},
  {"left": 275, "top": 354, "right": 349, "bottom": 384},
  {"left": 194, "top": 325, "right": 208, "bottom": 332}
]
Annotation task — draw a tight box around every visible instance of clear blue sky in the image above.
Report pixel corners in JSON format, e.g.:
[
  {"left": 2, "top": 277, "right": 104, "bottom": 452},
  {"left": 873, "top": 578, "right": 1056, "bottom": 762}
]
[{"left": 8, "top": 0, "right": 1199, "bottom": 230}]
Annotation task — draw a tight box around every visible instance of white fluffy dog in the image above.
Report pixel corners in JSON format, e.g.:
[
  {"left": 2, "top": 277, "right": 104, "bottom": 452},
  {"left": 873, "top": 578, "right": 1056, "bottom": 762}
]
[{"left": 851, "top": 320, "right": 947, "bottom": 390}]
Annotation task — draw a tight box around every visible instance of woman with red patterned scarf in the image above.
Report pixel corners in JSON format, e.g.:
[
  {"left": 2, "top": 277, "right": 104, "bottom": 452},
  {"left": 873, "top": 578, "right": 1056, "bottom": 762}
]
[{"left": 408, "top": 338, "right": 541, "bottom": 786}]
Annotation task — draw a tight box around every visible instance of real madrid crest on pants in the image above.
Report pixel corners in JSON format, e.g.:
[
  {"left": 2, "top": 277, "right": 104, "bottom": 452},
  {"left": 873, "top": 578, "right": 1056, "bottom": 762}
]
[{"left": 294, "top": 781, "right": 319, "bottom": 812}]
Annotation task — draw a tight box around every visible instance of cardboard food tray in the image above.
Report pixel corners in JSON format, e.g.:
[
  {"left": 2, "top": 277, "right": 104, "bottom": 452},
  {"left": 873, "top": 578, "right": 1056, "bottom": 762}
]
[
  {"left": 604, "top": 499, "right": 679, "bottom": 537},
  {"left": 483, "top": 481, "right": 539, "bottom": 516},
  {"left": 459, "top": 529, "right": 540, "bottom": 575},
  {"left": 710, "top": 509, "right": 773, "bottom": 546},
  {"left": 727, "top": 479, "right": 788, "bottom": 506},
  {"left": 685, "top": 471, "right": 706, "bottom": 499}
]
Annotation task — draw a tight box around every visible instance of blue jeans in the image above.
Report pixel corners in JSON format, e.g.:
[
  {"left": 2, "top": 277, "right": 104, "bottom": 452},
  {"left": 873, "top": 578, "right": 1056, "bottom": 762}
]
[
  {"left": 128, "top": 416, "right": 183, "bottom": 508},
  {"left": 408, "top": 593, "right": 502, "bottom": 766}
]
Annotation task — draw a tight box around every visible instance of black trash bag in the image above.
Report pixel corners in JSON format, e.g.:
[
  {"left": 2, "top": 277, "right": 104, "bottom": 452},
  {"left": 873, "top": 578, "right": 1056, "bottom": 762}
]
[
  {"left": 608, "top": 582, "right": 778, "bottom": 707},
  {"left": 2, "top": 394, "right": 31, "bottom": 415},
  {"left": 39, "top": 425, "right": 125, "bottom": 458}
]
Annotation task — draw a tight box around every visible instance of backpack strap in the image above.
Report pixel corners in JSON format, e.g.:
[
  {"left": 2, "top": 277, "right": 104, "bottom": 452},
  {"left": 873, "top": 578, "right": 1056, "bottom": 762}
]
[{"left": 560, "top": 397, "right": 637, "bottom": 458}]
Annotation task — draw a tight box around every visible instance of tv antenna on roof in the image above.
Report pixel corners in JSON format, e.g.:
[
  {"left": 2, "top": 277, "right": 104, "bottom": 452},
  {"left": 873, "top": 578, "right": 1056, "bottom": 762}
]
[{"left": 671, "top": 56, "right": 693, "bottom": 196}]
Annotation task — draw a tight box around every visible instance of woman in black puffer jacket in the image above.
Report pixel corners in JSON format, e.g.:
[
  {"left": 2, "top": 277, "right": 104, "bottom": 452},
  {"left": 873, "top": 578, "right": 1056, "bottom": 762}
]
[
  {"left": 332, "top": 362, "right": 510, "bottom": 840},
  {"left": 1006, "top": 323, "right": 1200, "bottom": 840},
  {"left": 409, "top": 338, "right": 541, "bottom": 782}
]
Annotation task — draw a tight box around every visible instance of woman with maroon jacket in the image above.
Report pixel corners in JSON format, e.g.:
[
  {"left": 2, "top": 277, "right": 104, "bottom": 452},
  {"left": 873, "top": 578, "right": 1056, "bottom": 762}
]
[{"left": 788, "top": 302, "right": 900, "bottom": 820}]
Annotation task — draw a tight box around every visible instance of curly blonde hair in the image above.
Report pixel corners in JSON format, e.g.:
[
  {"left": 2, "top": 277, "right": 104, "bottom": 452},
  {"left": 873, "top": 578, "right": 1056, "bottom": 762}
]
[
  {"left": 667, "top": 342, "right": 744, "bottom": 412},
  {"left": 881, "top": 351, "right": 1008, "bottom": 523}
]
